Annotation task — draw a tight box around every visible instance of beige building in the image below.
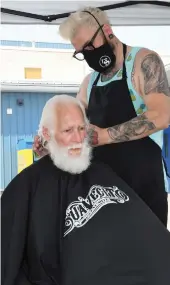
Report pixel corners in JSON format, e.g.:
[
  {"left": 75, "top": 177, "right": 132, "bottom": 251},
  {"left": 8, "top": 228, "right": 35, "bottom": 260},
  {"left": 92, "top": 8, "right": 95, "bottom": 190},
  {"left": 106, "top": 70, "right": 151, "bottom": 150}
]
[
  {"left": 1, "top": 44, "right": 170, "bottom": 90},
  {"left": 0, "top": 46, "right": 88, "bottom": 85}
]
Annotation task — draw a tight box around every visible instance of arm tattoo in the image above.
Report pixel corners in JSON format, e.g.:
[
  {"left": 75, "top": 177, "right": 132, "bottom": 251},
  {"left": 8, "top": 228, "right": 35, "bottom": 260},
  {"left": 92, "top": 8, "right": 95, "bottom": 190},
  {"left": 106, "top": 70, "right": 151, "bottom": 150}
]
[
  {"left": 107, "top": 114, "right": 156, "bottom": 143},
  {"left": 141, "top": 53, "right": 170, "bottom": 96}
]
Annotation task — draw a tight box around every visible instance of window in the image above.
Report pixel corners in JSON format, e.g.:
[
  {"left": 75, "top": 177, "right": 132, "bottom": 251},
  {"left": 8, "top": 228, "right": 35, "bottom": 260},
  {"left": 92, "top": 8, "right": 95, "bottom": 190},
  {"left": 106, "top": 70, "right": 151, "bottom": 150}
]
[
  {"left": 35, "top": 42, "right": 73, "bottom": 49},
  {"left": 24, "top": 68, "right": 42, "bottom": 79},
  {"left": 0, "top": 40, "right": 32, "bottom": 47}
]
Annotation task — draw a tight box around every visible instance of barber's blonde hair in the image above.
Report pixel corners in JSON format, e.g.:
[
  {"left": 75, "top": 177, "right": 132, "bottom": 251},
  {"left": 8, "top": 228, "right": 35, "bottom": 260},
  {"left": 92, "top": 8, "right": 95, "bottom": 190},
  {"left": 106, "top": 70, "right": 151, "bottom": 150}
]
[{"left": 59, "top": 6, "right": 110, "bottom": 41}]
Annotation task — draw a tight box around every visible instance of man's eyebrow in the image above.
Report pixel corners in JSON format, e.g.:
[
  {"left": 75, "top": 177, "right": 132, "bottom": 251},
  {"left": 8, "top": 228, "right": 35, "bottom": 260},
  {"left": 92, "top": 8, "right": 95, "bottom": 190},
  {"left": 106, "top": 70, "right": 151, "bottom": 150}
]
[{"left": 62, "top": 125, "right": 73, "bottom": 129}]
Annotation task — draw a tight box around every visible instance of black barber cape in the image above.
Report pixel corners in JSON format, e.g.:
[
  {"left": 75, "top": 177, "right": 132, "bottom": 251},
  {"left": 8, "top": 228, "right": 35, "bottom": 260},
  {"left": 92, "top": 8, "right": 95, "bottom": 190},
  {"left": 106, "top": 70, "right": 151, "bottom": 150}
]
[{"left": 2, "top": 155, "right": 170, "bottom": 285}]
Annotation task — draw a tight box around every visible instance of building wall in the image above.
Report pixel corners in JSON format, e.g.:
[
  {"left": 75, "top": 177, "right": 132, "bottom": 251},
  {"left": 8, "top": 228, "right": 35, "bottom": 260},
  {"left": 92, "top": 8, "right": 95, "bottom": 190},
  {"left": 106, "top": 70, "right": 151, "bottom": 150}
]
[
  {"left": 1, "top": 91, "right": 170, "bottom": 190},
  {"left": 1, "top": 92, "right": 76, "bottom": 189},
  {"left": 0, "top": 47, "right": 89, "bottom": 84},
  {"left": 1, "top": 46, "right": 170, "bottom": 84},
  {"left": 0, "top": 44, "right": 86, "bottom": 189},
  {"left": 1, "top": 43, "right": 170, "bottom": 190}
]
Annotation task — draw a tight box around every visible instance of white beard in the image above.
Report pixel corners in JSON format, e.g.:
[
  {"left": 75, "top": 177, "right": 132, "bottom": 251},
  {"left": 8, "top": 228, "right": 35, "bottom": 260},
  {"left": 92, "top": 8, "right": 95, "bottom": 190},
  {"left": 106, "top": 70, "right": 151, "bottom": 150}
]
[{"left": 47, "top": 138, "right": 92, "bottom": 174}]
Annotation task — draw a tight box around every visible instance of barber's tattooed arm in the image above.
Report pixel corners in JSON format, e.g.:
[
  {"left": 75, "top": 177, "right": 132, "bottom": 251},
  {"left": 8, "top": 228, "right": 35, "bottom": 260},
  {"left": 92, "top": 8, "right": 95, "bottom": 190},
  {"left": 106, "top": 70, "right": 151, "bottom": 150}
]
[
  {"left": 106, "top": 52, "right": 170, "bottom": 144},
  {"left": 141, "top": 53, "right": 170, "bottom": 96},
  {"left": 89, "top": 51, "right": 170, "bottom": 146},
  {"left": 107, "top": 114, "right": 156, "bottom": 143}
]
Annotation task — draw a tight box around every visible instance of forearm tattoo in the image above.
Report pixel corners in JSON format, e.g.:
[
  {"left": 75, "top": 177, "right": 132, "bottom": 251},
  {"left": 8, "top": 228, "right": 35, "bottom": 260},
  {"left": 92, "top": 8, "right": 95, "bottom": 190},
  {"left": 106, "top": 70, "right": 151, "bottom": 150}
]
[
  {"left": 107, "top": 114, "right": 156, "bottom": 143},
  {"left": 141, "top": 53, "right": 170, "bottom": 97}
]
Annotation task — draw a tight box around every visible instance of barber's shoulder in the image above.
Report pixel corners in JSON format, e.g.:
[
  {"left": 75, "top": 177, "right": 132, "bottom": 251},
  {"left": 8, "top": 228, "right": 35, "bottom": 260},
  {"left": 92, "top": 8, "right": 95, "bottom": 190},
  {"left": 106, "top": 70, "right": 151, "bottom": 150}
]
[
  {"left": 76, "top": 72, "right": 92, "bottom": 108},
  {"left": 135, "top": 47, "right": 160, "bottom": 68},
  {"left": 133, "top": 48, "right": 161, "bottom": 91}
]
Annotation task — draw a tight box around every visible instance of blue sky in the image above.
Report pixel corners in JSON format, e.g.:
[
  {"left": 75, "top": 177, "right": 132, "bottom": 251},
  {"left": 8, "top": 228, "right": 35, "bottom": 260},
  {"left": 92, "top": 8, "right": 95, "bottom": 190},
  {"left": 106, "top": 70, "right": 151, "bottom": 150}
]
[{"left": 1, "top": 25, "right": 170, "bottom": 55}]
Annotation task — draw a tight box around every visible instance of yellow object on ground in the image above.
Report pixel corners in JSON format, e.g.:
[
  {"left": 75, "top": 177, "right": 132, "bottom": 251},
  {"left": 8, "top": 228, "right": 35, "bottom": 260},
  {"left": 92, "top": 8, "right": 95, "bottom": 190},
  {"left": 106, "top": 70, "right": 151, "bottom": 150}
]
[{"left": 17, "top": 149, "right": 33, "bottom": 173}]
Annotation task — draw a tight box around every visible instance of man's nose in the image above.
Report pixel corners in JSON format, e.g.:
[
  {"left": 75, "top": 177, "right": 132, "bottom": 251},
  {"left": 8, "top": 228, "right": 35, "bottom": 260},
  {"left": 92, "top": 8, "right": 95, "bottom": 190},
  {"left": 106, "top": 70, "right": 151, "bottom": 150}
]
[{"left": 73, "top": 130, "right": 83, "bottom": 143}]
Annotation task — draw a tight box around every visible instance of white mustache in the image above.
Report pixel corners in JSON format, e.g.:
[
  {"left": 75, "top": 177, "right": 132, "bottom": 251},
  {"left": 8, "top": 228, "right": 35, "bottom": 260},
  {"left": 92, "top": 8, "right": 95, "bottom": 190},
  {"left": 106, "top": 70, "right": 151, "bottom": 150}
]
[
  {"left": 47, "top": 139, "right": 92, "bottom": 174},
  {"left": 67, "top": 143, "right": 82, "bottom": 150}
]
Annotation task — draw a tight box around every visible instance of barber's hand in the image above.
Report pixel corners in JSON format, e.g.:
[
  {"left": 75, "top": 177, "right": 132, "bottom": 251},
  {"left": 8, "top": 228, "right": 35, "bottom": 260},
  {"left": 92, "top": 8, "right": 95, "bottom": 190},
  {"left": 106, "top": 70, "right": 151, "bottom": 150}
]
[
  {"left": 87, "top": 124, "right": 109, "bottom": 147},
  {"left": 33, "top": 135, "right": 48, "bottom": 157}
]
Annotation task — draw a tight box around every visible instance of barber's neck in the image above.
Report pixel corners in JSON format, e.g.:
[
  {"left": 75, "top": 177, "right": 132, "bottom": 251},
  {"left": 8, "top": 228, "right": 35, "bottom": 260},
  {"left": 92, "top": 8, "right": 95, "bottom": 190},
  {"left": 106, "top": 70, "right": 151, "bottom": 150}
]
[{"left": 114, "top": 40, "right": 125, "bottom": 65}]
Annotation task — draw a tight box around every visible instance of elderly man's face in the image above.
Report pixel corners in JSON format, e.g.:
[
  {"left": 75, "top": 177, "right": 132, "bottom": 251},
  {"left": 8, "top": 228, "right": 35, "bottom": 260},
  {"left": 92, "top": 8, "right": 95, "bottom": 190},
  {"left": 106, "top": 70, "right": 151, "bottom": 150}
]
[
  {"left": 55, "top": 103, "right": 87, "bottom": 156},
  {"left": 45, "top": 102, "right": 92, "bottom": 174}
]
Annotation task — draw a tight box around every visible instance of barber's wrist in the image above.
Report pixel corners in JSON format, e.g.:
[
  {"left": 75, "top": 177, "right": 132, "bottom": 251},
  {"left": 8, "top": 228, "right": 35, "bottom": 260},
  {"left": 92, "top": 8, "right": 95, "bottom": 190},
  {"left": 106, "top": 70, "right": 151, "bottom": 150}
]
[{"left": 102, "top": 128, "right": 112, "bottom": 145}]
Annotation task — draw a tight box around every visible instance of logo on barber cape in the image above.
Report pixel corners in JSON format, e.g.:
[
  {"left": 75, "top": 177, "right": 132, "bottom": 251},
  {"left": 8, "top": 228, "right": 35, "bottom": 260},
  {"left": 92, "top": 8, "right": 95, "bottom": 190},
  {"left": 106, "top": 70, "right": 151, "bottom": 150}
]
[
  {"left": 99, "top": 55, "right": 111, "bottom": 67},
  {"left": 64, "top": 185, "right": 129, "bottom": 237}
]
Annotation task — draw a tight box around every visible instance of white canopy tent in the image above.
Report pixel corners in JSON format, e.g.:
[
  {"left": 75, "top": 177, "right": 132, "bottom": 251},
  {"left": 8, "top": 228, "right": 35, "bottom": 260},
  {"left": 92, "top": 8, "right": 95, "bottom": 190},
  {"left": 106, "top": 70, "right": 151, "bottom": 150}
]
[
  {"left": 1, "top": 0, "right": 170, "bottom": 90},
  {"left": 1, "top": 0, "right": 170, "bottom": 26}
]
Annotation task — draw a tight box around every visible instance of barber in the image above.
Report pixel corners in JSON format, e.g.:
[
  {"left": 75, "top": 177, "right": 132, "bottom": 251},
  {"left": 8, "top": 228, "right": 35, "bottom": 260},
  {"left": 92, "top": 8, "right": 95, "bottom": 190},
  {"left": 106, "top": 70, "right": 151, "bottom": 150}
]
[{"left": 34, "top": 7, "right": 170, "bottom": 226}]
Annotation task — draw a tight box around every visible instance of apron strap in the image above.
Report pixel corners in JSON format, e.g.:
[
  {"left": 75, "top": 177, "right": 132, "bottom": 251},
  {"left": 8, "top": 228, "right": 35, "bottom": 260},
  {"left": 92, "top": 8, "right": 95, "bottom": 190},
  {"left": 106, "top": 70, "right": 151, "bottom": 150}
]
[
  {"left": 93, "top": 72, "right": 100, "bottom": 87},
  {"left": 122, "top": 43, "right": 127, "bottom": 80}
]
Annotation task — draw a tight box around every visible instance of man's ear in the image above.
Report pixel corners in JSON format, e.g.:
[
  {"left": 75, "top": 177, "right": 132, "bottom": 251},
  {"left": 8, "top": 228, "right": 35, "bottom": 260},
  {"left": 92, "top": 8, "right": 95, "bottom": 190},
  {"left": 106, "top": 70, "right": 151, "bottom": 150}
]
[
  {"left": 42, "top": 126, "right": 51, "bottom": 141},
  {"left": 102, "top": 24, "right": 114, "bottom": 41}
]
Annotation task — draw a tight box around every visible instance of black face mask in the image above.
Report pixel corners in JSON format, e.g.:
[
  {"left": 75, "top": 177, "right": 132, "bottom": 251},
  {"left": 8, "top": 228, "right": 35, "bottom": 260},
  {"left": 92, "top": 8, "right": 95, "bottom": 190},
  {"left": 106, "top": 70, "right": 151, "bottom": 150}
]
[{"left": 83, "top": 42, "right": 116, "bottom": 73}]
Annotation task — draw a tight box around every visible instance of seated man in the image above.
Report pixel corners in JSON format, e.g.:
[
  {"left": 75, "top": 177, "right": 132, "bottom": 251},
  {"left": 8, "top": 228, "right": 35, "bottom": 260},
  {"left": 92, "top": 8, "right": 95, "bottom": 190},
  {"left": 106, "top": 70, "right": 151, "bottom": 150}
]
[{"left": 2, "top": 95, "right": 170, "bottom": 285}]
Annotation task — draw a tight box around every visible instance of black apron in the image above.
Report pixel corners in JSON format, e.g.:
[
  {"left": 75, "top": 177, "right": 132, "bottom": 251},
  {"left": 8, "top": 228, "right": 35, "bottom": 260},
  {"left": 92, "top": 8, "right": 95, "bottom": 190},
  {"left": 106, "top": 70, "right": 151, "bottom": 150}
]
[{"left": 87, "top": 44, "right": 168, "bottom": 226}]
